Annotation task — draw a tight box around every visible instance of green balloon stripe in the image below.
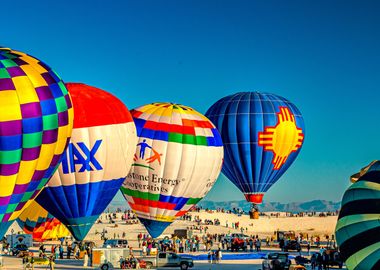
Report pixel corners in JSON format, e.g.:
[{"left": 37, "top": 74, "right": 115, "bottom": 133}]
[
  {"left": 342, "top": 188, "right": 380, "bottom": 205},
  {"left": 335, "top": 214, "right": 379, "bottom": 231},
  {"left": 347, "top": 180, "right": 380, "bottom": 191},
  {"left": 336, "top": 219, "right": 380, "bottom": 245},
  {"left": 356, "top": 248, "right": 380, "bottom": 270},
  {"left": 346, "top": 242, "right": 380, "bottom": 270}
]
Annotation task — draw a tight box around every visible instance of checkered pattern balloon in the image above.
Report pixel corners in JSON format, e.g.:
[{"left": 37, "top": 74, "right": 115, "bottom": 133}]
[{"left": 0, "top": 47, "right": 73, "bottom": 237}]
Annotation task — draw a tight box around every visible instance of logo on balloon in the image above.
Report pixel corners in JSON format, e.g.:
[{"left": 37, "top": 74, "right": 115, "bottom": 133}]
[
  {"left": 61, "top": 140, "right": 103, "bottom": 174},
  {"left": 133, "top": 140, "right": 162, "bottom": 170},
  {"left": 258, "top": 107, "right": 304, "bottom": 170}
]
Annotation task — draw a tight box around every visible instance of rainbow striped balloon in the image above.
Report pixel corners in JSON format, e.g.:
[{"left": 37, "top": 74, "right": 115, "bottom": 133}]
[
  {"left": 0, "top": 48, "right": 73, "bottom": 237},
  {"left": 121, "top": 103, "right": 224, "bottom": 238}
]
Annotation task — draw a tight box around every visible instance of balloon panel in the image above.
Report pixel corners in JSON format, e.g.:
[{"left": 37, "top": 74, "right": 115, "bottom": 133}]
[
  {"left": 121, "top": 103, "right": 224, "bottom": 238},
  {"left": 206, "top": 92, "right": 304, "bottom": 204},
  {"left": 36, "top": 83, "right": 137, "bottom": 240},
  {"left": 335, "top": 161, "right": 380, "bottom": 270},
  {"left": 0, "top": 48, "right": 73, "bottom": 237}
]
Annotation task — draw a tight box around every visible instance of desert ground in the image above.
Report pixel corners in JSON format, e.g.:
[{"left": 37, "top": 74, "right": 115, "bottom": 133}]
[{"left": 2, "top": 210, "right": 341, "bottom": 269}]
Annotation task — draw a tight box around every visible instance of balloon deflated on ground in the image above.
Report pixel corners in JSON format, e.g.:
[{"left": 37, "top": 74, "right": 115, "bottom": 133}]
[
  {"left": 0, "top": 48, "right": 73, "bottom": 237},
  {"left": 206, "top": 92, "right": 305, "bottom": 212},
  {"left": 17, "top": 199, "right": 70, "bottom": 242},
  {"left": 121, "top": 102, "right": 224, "bottom": 238},
  {"left": 36, "top": 83, "right": 137, "bottom": 241},
  {"left": 335, "top": 161, "right": 380, "bottom": 270}
]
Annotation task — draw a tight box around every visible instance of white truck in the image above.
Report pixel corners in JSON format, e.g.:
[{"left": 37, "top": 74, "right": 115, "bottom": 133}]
[{"left": 93, "top": 249, "right": 193, "bottom": 270}]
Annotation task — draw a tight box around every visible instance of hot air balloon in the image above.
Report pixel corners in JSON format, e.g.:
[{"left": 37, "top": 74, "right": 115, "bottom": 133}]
[
  {"left": 121, "top": 102, "right": 224, "bottom": 238},
  {"left": 206, "top": 92, "right": 305, "bottom": 215},
  {"left": 17, "top": 200, "right": 70, "bottom": 242},
  {"left": 335, "top": 161, "right": 380, "bottom": 270},
  {"left": 0, "top": 48, "right": 73, "bottom": 237},
  {"left": 36, "top": 83, "right": 137, "bottom": 240}
]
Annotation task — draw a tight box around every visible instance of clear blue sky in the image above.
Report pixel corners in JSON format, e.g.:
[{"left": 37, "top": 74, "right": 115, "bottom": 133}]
[{"left": 4, "top": 0, "right": 380, "bottom": 203}]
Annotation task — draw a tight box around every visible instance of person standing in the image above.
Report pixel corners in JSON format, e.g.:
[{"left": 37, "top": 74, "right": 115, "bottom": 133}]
[
  {"left": 137, "top": 233, "right": 142, "bottom": 248},
  {"left": 211, "top": 251, "right": 216, "bottom": 264},
  {"left": 317, "top": 252, "right": 323, "bottom": 270},
  {"left": 67, "top": 244, "right": 71, "bottom": 259},
  {"left": 249, "top": 238, "right": 254, "bottom": 252},
  {"left": 257, "top": 238, "right": 261, "bottom": 252},
  {"left": 142, "top": 244, "right": 147, "bottom": 256},
  {"left": 83, "top": 250, "right": 88, "bottom": 267},
  {"left": 59, "top": 245, "right": 64, "bottom": 259},
  {"left": 54, "top": 246, "right": 59, "bottom": 260},
  {"left": 311, "top": 253, "right": 317, "bottom": 270}
]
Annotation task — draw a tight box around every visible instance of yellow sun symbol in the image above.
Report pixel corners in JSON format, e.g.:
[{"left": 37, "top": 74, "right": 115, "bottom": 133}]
[{"left": 258, "top": 107, "right": 304, "bottom": 170}]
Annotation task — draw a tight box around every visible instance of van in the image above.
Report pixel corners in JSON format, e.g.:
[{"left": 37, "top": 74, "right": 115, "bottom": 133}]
[{"left": 102, "top": 239, "right": 128, "bottom": 248}]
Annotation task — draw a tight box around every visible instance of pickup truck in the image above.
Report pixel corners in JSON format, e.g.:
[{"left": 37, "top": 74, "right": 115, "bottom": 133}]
[{"left": 145, "top": 252, "right": 194, "bottom": 270}]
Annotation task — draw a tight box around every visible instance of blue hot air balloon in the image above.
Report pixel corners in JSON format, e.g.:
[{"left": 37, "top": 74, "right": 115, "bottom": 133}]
[{"left": 206, "top": 92, "right": 305, "bottom": 210}]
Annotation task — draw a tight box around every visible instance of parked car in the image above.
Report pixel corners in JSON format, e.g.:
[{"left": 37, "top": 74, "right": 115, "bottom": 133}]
[
  {"left": 262, "top": 252, "right": 291, "bottom": 270},
  {"left": 225, "top": 233, "right": 249, "bottom": 242},
  {"left": 284, "top": 240, "right": 301, "bottom": 252},
  {"left": 102, "top": 239, "right": 128, "bottom": 248},
  {"left": 294, "top": 255, "right": 310, "bottom": 265},
  {"left": 144, "top": 252, "right": 194, "bottom": 270},
  {"left": 230, "top": 238, "right": 246, "bottom": 251},
  {"left": 11, "top": 244, "right": 29, "bottom": 257}
]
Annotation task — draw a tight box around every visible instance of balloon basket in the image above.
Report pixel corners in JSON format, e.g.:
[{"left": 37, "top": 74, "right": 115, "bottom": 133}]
[{"left": 249, "top": 211, "right": 259, "bottom": 219}]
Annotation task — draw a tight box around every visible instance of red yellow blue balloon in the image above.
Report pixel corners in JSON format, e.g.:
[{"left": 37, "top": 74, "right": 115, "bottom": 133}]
[
  {"left": 0, "top": 47, "right": 73, "bottom": 237},
  {"left": 206, "top": 92, "right": 305, "bottom": 206},
  {"left": 17, "top": 200, "right": 70, "bottom": 242}
]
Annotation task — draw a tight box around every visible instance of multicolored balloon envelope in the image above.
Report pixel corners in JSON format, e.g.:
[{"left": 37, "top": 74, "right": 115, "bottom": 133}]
[
  {"left": 335, "top": 161, "right": 380, "bottom": 270},
  {"left": 36, "top": 83, "right": 137, "bottom": 240},
  {"left": 206, "top": 92, "right": 305, "bottom": 205},
  {"left": 121, "top": 102, "right": 224, "bottom": 238},
  {"left": 17, "top": 200, "right": 70, "bottom": 242},
  {"left": 0, "top": 48, "right": 73, "bottom": 237}
]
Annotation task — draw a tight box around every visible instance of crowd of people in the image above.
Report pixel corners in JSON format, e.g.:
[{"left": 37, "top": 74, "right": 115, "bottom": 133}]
[
  {"left": 97, "top": 210, "right": 138, "bottom": 225},
  {"left": 189, "top": 206, "right": 340, "bottom": 218},
  {"left": 36, "top": 241, "right": 95, "bottom": 267}
]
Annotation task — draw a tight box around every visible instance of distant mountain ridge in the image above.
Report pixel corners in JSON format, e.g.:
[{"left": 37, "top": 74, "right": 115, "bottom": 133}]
[
  {"left": 108, "top": 199, "right": 341, "bottom": 213},
  {"left": 197, "top": 199, "right": 341, "bottom": 213}
]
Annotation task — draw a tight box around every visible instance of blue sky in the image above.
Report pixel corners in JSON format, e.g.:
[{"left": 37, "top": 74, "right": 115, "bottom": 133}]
[{"left": 3, "top": 0, "right": 380, "bottom": 203}]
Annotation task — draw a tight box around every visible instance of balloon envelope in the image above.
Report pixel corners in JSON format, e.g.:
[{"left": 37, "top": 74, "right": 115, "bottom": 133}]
[
  {"left": 121, "top": 102, "right": 224, "bottom": 238},
  {"left": 37, "top": 83, "right": 137, "bottom": 240},
  {"left": 0, "top": 48, "right": 73, "bottom": 237},
  {"left": 335, "top": 161, "right": 380, "bottom": 270},
  {"left": 206, "top": 92, "right": 305, "bottom": 204},
  {"left": 17, "top": 200, "right": 70, "bottom": 242}
]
